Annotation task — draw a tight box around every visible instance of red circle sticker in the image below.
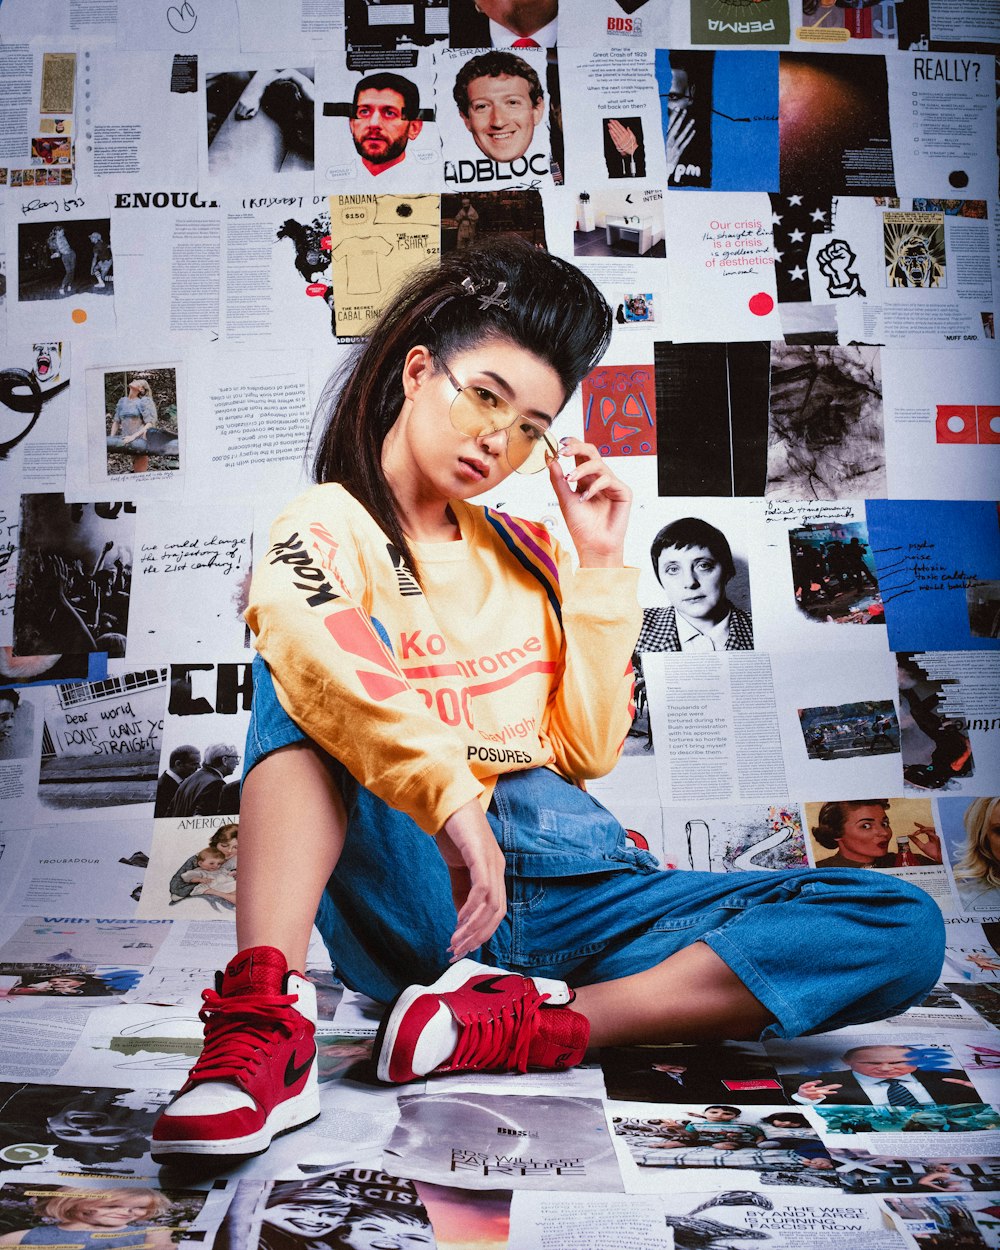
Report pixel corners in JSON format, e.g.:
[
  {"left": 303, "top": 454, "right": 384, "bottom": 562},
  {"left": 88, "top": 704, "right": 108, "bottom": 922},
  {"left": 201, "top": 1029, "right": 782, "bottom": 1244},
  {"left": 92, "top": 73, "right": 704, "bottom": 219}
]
[
  {"left": 321, "top": 235, "right": 332, "bottom": 250},
  {"left": 305, "top": 283, "right": 329, "bottom": 298},
  {"left": 748, "top": 292, "right": 774, "bottom": 317}
]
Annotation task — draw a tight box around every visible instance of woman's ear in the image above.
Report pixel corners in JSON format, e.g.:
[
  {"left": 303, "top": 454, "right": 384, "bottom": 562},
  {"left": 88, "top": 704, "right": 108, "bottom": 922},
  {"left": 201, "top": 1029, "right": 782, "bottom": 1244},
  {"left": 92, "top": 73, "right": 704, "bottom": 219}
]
[{"left": 401, "top": 345, "right": 434, "bottom": 401}]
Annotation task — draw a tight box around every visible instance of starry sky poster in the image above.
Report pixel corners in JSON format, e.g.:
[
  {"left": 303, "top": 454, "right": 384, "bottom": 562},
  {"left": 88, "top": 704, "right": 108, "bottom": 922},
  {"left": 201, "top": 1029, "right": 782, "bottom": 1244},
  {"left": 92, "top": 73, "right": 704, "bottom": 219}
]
[{"left": 769, "top": 191, "right": 835, "bottom": 304}]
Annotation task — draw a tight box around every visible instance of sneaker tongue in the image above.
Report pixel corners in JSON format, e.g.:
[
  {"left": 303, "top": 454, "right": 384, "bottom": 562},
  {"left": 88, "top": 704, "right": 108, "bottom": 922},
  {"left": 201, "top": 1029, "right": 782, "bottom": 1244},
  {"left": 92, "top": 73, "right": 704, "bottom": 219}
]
[
  {"left": 221, "top": 946, "right": 288, "bottom": 996},
  {"left": 527, "top": 1006, "right": 590, "bottom": 1071}
]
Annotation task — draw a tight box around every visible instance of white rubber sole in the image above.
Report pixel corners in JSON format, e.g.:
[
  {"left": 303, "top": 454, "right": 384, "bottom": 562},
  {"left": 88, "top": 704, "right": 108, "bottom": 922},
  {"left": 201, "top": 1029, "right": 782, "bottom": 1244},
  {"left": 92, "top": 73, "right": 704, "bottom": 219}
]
[{"left": 150, "top": 1082, "right": 321, "bottom": 1162}]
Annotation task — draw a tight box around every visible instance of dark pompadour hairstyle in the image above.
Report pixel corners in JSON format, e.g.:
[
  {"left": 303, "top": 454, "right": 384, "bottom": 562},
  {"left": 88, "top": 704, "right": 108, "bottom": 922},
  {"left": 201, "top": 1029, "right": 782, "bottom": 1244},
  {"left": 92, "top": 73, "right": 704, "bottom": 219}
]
[
  {"left": 650, "top": 517, "right": 735, "bottom": 584},
  {"left": 353, "top": 72, "right": 420, "bottom": 120},
  {"left": 312, "top": 237, "right": 611, "bottom": 582}
]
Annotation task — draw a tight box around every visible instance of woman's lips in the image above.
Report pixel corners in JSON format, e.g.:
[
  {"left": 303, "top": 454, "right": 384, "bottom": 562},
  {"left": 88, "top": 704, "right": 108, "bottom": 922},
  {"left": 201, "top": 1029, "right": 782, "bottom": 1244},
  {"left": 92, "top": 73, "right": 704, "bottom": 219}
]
[{"left": 458, "top": 457, "right": 488, "bottom": 479}]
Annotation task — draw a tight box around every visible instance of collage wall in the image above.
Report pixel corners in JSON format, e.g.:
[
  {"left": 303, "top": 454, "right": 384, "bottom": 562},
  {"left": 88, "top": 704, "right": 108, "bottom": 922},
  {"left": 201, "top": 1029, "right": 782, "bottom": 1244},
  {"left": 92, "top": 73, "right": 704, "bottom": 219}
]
[{"left": 0, "top": 0, "right": 999, "bottom": 1247}]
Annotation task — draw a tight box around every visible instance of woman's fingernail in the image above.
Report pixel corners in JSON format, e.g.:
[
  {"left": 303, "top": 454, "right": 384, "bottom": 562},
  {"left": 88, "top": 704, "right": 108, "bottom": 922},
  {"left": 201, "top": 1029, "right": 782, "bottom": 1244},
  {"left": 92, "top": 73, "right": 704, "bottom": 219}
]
[{"left": 559, "top": 436, "right": 572, "bottom": 447}]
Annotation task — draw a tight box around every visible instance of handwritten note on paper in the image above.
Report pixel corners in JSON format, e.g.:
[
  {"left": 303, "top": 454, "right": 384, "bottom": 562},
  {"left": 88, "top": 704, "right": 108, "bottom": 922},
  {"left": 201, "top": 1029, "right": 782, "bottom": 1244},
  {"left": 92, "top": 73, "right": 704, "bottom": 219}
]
[
  {"left": 764, "top": 499, "right": 857, "bottom": 525},
  {"left": 139, "top": 533, "right": 248, "bottom": 579},
  {"left": 127, "top": 504, "right": 253, "bottom": 663},
  {"left": 874, "top": 538, "right": 980, "bottom": 604},
  {"left": 865, "top": 500, "right": 1000, "bottom": 653}
]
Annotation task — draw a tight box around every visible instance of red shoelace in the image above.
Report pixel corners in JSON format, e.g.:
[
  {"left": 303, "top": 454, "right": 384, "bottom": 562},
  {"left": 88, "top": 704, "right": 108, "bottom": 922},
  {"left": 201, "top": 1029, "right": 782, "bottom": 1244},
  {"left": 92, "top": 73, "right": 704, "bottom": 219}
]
[
  {"left": 189, "top": 989, "right": 301, "bottom": 1087},
  {"left": 444, "top": 982, "right": 549, "bottom": 1074}
]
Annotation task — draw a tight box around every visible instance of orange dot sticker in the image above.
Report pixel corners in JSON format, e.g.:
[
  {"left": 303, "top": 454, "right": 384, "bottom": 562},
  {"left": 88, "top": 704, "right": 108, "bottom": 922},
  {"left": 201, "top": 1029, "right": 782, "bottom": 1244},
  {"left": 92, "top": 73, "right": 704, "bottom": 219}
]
[
  {"left": 748, "top": 292, "right": 774, "bottom": 317},
  {"left": 71, "top": 308, "right": 87, "bottom": 323}
]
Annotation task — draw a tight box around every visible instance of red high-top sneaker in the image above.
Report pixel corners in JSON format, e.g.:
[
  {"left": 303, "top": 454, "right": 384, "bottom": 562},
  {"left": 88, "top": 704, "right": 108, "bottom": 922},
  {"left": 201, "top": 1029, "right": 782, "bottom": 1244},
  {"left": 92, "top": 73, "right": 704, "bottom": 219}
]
[
  {"left": 373, "top": 959, "right": 590, "bottom": 1084},
  {"left": 151, "top": 946, "right": 319, "bottom": 1163}
]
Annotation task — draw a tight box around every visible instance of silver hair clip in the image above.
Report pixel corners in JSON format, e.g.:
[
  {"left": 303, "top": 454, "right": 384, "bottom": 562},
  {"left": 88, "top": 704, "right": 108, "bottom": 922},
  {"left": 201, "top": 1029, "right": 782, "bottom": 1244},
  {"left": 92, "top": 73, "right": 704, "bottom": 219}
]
[{"left": 461, "top": 276, "right": 509, "bottom": 311}]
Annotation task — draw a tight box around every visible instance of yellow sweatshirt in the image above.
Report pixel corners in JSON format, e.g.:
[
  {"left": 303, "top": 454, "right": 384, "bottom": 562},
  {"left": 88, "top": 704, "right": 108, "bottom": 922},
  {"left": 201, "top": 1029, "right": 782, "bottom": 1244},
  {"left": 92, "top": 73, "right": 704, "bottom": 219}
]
[{"left": 246, "top": 483, "right": 641, "bottom": 834}]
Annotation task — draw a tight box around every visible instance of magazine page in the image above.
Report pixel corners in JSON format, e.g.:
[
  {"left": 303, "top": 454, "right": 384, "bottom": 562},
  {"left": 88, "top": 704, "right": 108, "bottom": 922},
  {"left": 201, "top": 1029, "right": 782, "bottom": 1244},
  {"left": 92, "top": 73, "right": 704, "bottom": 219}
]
[
  {"left": 607, "top": 1099, "right": 837, "bottom": 1193},
  {"left": 116, "top": 0, "right": 241, "bottom": 51},
  {"left": 0, "top": 1009, "right": 89, "bottom": 1080},
  {"left": 104, "top": 193, "right": 224, "bottom": 343},
  {"left": 802, "top": 796, "right": 952, "bottom": 905},
  {"left": 886, "top": 54, "right": 998, "bottom": 202},
  {"left": 198, "top": 57, "right": 318, "bottom": 197},
  {"left": 0, "top": 46, "right": 81, "bottom": 191},
  {"left": 0, "top": 2, "right": 117, "bottom": 44},
  {"left": 644, "top": 650, "right": 787, "bottom": 804},
  {"left": 7, "top": 194, "right": 118, "bottom": 339},
  {"left": 752, "top": 499, "right": 889, "bottom": 653},
  {"left": 938, "top": 796, "right": 1000, "bottom": 916},
  {"left": 0, "top": 1175, "right": 233, "bottom": 1247},
  {"left": 655, "top": 49, "right": 779, "bottom": 191},
  {"left": 768, "top": 647, "right": 905, "bottom": 798},
  {"left": 121, "top": 500, "right": 253, "bottom": 665},
  {"left": 26, "top": 669, "right": 167, "bottom": 825},
  {"left": 854, "top": 201, "right": 997, "bottom": 349},
  {"left": 61, "top": 346, "right": 187, "bottom": 503},
  {"left": 0, "top": 818, "right": 151, "bottom": 916},
  {"left": 881, "top": 345, "right": 1000, "bottom": 498},
  {"left": 384, "top": 1092, "right": 624, "bottom": 1190},
  {"left": 0, "top": 341, "right": 71, "bottom": 492},
  {"left": 82, "top": 50, "right": 201, "bottom": 189},
  {"left": 560, "top": 47, "right": 666, "bottom": 190},
  {"left": 558, "top": 1, "right": 679, "bottom": 48},
  {"left": 240, "top": 0, "right": 343, "bottom": 52},
  {"left": 896, "top": 650, "right": 1000, "bottom": 799},
  {"left": 657, "top": 1191, "right": 909, "bottom": 1248},
  {"left": 346, "top": 1, "right": 449, "bottom": 69},
  {"left": 0, "top": 682, "right": 44, "bottom": 826},
  {"left": 652, "top": 342, "right": 886, "bottom": 501},
  {"left": 316, "top": 50, "right": 441, "bottom": 192},
  {"left": 179, "top": 347, "right": 316, "bottom": 499},
  {"left": 928, "top": 0, "right": 1000, "bottom": 42},
  {"left": 434, "top": 46, "right": 553, "bottom": 193},
  {"left": 508, "top": 1190, "right": 672, "bottom": 1249},
  {"left": 866, "top": 500, "right": 1000, "bottom": 653},
  {"left": 665, "top": 193, "right": 782, "bottom": 342},
  {"left": 779, "top": 53, "right": 896, "bottom": 198},
  {"left": 691, "top": 0, "right": 791, "bottom": 46},
  {"left": 328, "top": 192, "right": 440, "bottom": 337},
  {"left": 0, "top": 1081, "right": 172, "bottom": 1176}
]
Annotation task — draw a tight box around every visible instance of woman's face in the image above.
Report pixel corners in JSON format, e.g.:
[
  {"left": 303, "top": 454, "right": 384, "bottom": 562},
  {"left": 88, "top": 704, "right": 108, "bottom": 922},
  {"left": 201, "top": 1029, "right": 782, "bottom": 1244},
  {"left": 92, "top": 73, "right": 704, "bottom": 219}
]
[
  {"left": 387, "top": 339, "right": 565, "bottom": 504},
  {"left": 341, "top": 1213, "right": 435, "bottom": 1250},
  {"left": 73, "top": 1198, "right": 152, "bottom": 1228},
  {"left": 656, "top": 545, "right": 728, "bottom": 625},
  {"left": 215, "top": 831, "right": 238, "bottom": 856},
  {"left": 983, "top": 805, "right": 1000, "bottom": 865},
  {"left": 264, "top": 1200, "right": 348, "bottom": 1238},
  {"left": 836, "top": 804, "right": 893, "bottom": 864}
]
